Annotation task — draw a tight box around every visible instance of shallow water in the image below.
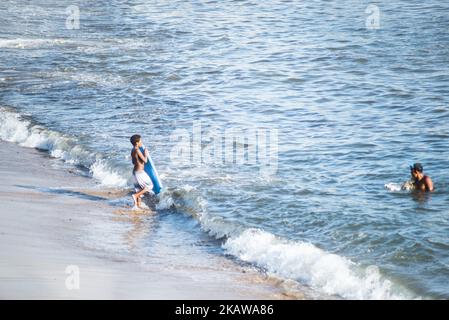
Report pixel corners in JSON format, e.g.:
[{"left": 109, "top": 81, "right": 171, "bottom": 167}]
[{"left": 1, "top": 0, "right": 449, "bottom": 299}]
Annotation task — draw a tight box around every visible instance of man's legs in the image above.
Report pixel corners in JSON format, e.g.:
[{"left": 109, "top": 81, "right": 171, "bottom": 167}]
[{"left": 132, "top": 187, "right": 148, "bottom": 208}]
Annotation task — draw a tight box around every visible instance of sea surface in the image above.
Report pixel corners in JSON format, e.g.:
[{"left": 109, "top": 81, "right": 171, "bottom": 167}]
[{"left": 1, "top": 0, "right": 449, "bottom": 299}]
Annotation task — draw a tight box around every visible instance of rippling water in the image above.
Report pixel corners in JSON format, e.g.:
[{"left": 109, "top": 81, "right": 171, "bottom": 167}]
[{"left": 1, "top": 0, "right": 449, "bottom": 299}]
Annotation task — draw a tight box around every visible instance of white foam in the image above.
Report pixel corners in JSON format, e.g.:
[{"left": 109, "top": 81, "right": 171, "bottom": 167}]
[
  {"left": 0, "top": 107, "right": 128, "bottom": 188},
  {"left": 223, "top": 228, "right": 416, "bottom": 300},
  {"left": 158, "top": 183, "right": 416, "bottom": 299},
  {"left": 385, "top": 181, "right": 415, "bottom": 192},
  {"left": 154, "top": 184, "right": 244, "bottom": 239},
  {"left": 0, "top": 38, "right": 69, "bottom": 49},
  {"left": 155, "top": 189, "right": 175, "bottom": 210},
  {"left": 385, "top": 183, "right": 402, "bottom": 192},
  {"left": 155, "top": 184, "right": 203, "bottom": 212},
  {"left": 47, "top": 71, "right": 125, "bottom": 88},
  {"left": 156, "top": 183, "right": 414, "bottom": 299},
  {"left": 90, "top": 159, "right": 127, "bottom": 187}
]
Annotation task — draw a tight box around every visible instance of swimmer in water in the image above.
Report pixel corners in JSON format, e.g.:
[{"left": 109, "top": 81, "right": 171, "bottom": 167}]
[{"left": 410, "top": 163, "right": 434, "bottom": 192}]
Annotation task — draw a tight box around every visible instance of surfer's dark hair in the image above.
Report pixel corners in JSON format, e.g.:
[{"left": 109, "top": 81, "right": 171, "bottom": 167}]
[{"left": 130, "top": 134, "right": 141, "bottom": 146}]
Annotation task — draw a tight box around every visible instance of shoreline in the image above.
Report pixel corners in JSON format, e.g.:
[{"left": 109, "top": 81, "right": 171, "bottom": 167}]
[
  {"left": 0, "top": 140, "right": 300, "bottom": 299},
  {"left": 0, "top": 141, "right": 298, "bottom": 299}
]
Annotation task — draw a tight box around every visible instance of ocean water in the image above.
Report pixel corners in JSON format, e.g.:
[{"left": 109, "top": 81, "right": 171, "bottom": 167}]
[{"left": 1, "top": 0, "right": 449, "bottom": 299}]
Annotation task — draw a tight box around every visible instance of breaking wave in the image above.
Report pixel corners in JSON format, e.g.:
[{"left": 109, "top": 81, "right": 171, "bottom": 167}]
[{"left": 0, "top": 107, "right": 127, "bottom": 187}]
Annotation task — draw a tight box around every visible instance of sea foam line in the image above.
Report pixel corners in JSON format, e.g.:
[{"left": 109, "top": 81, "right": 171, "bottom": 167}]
[
  {"left": 0, "top": 107, "right": 127, "bottom": 187},
  {"left": 223, "top": 228, "right": 416, "bottom": 300},
  {"left": 158, "top": 183, "right": 417, "bottom": 300}
]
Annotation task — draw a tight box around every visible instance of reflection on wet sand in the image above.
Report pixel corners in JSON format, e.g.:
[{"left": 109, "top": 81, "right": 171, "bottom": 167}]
[{"left": 113, "top": 194, "right": 158, "bottom": 251}]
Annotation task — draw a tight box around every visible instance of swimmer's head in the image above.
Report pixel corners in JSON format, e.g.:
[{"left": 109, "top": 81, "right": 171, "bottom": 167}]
[
  {"left": 410, "top": 163, "right": 423, "bottom": 173},
  {"left": 410, "top": 163, "right": 423, "bottom": 179}
]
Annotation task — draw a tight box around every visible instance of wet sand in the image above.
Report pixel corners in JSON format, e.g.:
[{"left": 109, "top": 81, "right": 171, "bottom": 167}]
[{"left": 0, "top": 141, "right": 298, "bottom": 299}]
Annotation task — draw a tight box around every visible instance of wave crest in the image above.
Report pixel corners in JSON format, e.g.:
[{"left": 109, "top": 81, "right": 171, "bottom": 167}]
[
  {"left": 0, "top": 107, "right": 127, "bottom": 187},
  {"left": 224, "top": 228, "right": 416, "bottom": 300}
]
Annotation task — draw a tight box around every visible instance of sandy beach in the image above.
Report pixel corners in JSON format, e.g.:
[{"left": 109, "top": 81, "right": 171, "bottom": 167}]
[{"left": 0, "top": 141, "right": 298, "bottom": 299}]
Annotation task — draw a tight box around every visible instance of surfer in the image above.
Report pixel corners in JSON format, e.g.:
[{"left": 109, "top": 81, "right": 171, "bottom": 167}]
[
  {"left": 130, "top": 134, "right": 153, "bottom": 209},
  {"left": 410, "top": 163, "right": 434, "bottom": 192}
]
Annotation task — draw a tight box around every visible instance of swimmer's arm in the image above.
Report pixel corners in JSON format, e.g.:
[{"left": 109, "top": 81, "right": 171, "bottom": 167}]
[{"left": 425, "top": 176, "right": 434, "bottom": 192}]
